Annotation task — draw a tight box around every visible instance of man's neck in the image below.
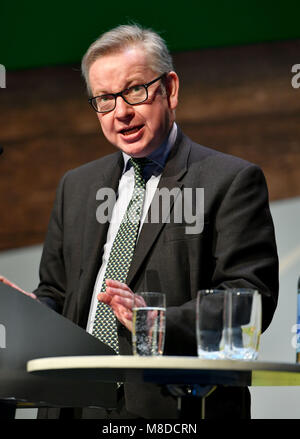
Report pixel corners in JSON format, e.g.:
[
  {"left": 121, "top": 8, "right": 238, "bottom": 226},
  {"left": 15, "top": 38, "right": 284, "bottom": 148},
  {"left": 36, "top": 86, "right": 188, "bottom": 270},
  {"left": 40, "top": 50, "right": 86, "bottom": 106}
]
[{"left": 122, "top": 122, "right": 177, "bottom": 174}]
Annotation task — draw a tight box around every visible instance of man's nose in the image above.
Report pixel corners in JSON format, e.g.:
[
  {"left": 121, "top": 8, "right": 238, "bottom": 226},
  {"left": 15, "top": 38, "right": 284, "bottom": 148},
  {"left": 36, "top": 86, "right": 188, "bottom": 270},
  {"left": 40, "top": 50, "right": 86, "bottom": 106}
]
[{"left": 114, "top": 96, "right": 134, "bottom": 119}]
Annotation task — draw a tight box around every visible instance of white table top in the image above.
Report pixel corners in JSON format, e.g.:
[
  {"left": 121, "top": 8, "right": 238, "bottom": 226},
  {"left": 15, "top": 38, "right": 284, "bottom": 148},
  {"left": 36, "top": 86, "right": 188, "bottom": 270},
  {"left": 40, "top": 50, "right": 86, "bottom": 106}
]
[{"left": 27, "top": 355, "right": 300, "bottom": 386}]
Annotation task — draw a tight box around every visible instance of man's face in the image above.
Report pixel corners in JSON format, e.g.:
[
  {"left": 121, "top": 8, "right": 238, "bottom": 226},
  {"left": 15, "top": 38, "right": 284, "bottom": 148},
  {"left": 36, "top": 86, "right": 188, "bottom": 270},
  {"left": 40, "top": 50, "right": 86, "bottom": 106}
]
[{"left": 88, "top": 46, "right": 179, "bottom": 157}]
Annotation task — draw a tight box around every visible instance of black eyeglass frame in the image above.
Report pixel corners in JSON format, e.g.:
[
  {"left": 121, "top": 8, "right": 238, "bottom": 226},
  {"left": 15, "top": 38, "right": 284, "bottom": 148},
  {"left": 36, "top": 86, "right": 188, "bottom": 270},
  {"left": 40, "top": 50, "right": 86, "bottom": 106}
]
[{"left": 88, "top": 73, "right": 167, "bottom": 113}]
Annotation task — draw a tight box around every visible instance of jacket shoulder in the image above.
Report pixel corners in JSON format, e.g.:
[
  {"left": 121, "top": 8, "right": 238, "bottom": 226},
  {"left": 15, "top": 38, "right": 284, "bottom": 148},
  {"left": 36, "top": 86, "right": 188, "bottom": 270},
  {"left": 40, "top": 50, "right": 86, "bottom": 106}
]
[
  {"left": 66, "top": 152, "right": 120, "bottom": 179},
  {"left": 184, "top": 134, "right": 261, "bottom": 174}
]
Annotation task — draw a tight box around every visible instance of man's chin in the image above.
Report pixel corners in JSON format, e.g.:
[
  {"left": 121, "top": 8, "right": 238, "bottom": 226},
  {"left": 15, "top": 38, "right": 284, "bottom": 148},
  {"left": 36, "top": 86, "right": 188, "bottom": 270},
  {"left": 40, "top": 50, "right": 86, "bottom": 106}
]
[{"left": 116, "top": 140, "right": 156, "bottom": 158}]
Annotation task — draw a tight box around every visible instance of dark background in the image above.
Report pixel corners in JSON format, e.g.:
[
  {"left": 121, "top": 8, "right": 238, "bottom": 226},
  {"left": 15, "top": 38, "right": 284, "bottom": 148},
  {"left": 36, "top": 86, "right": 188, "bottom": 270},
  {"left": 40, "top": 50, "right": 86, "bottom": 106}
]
[{"left": 1, "top": 0, "right": 300, "bottom": 250}]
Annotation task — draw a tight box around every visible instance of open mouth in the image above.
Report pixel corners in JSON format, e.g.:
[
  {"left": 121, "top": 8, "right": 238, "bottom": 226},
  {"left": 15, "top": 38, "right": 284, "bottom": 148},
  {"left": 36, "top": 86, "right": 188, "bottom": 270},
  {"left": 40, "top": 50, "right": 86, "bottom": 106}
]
[{"left": 120, "top": 125, "right": 144, "bottom": 136}]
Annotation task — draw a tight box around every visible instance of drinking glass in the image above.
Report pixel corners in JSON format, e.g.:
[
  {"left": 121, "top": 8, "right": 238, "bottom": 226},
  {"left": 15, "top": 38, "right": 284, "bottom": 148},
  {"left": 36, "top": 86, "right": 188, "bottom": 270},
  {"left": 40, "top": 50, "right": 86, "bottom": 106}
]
[
  {"left": 223, "top": 289, "right": 262, "bottom": 360},
  {"left": 196, "top": 289, "right": 226, "bottom": 359},
  {"left": 132, "top": 292, "right": 166, "bottom": 356},
  {"left": 196, "top": 288, "right": 262, "bottom": 360}
]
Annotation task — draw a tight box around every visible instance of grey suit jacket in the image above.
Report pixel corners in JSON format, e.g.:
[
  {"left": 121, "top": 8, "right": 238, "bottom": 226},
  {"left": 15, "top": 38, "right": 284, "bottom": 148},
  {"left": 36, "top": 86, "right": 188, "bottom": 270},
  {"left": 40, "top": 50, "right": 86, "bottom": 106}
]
[{"left": 34, "top": 127, "right": 278, "bottom": 418}]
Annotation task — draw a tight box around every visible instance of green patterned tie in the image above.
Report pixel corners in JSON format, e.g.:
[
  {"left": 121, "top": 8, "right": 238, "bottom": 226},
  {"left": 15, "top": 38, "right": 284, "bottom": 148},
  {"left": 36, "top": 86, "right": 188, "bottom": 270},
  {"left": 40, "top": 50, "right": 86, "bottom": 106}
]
[{"left": 92, "top": 158, "right": 146, "bottom": 353}]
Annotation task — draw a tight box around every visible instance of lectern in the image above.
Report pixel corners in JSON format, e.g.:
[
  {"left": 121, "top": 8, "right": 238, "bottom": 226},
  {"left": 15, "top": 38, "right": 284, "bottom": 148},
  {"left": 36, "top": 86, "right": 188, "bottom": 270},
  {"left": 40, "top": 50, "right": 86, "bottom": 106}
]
[{"left": 0, "top": 282, "right": 117, "bottom": 412}]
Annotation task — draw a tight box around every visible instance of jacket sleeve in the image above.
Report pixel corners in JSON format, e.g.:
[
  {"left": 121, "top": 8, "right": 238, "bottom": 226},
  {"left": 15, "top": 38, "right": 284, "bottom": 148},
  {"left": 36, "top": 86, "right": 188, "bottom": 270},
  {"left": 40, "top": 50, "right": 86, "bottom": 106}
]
[
  {"left": 164, "top": 164, "right": 279, "bottom": 355},
  {"left": 33, "top": 174, "right": 68, "bottom": 313},
  {"left": 211, "top": 164, "right": 278, "bottom": 331}
]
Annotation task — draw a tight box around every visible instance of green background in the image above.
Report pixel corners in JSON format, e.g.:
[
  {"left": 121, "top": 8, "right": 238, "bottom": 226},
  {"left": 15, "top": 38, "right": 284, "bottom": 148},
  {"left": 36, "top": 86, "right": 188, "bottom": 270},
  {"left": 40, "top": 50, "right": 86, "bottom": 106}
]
[{"left": 1, "top": 0, "right": 300, "bottom": 70}]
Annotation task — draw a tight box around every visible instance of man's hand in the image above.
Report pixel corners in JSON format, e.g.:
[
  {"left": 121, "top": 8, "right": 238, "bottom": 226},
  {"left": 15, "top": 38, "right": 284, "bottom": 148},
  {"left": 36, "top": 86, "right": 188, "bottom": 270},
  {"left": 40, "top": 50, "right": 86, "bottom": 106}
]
[
  {"left": 0, "top": 275, "right": 37, "bottom": 299},
  {"left": 97, "top": 279, "right": 136, "bottom": 332}
]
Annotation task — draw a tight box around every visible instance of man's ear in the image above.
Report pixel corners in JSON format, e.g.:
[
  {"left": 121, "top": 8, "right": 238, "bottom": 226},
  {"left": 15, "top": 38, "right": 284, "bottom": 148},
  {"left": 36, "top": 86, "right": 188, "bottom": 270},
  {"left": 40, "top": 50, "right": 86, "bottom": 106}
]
[{"left": 165, "top": 71, "right": 179, "bottom": 110}]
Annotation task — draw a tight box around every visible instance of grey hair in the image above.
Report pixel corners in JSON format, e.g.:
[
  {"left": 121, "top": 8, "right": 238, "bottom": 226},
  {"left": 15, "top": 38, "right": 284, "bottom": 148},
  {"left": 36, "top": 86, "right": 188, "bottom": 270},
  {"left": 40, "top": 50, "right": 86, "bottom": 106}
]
[{"left": 81, "top": 24, "right": 174, "bottom": 95}]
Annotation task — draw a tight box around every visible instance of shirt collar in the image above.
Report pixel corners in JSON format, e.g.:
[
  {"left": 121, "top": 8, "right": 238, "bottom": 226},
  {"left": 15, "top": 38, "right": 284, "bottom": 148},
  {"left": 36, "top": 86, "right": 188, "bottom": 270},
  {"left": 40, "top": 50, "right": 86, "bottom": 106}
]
[{"left": 122, "top": 122, "right": 177, "bottom": 178}]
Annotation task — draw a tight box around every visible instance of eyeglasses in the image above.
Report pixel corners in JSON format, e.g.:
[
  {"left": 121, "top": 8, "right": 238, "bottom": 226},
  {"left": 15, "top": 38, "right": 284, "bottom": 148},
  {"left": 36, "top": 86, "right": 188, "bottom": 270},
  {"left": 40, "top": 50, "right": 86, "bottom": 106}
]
[{"left": 88, "top": 73, "right": 166, "bottom": 113}]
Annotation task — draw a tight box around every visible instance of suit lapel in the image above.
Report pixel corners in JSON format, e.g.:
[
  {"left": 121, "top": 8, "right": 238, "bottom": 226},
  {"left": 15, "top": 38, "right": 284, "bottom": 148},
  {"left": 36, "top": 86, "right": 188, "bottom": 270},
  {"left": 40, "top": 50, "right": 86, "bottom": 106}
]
[
  {"left": 126, "top": 129, "right": 191, "bottom": 287},
  {"left": 77, "top": 152, "right": 123, "bottom": 324}
]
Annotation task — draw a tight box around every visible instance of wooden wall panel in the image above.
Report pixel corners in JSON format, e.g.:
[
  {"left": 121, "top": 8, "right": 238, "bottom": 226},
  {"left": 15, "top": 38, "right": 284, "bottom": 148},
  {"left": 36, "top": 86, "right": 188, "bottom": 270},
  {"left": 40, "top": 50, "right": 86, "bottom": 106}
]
[{"left": 0, "top": 40, "right": 299, "bottom": 250}]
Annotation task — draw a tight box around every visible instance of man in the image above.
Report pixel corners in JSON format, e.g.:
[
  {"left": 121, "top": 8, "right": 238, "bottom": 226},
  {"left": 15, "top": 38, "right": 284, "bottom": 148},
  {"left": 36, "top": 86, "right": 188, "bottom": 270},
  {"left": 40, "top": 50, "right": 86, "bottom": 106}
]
[{"left": 33, "top": 24, "right": 278, "bottom": 418}]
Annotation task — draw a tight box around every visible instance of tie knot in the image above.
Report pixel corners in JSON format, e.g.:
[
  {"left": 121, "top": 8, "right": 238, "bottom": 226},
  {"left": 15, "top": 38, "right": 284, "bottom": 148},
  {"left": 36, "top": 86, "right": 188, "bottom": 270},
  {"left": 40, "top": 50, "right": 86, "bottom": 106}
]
[
  {"left": 130, "top": 157, "right": 149, "bottom": 170},
  {"left": 129, "top": 157, "right": 148, "bottom": 187}
]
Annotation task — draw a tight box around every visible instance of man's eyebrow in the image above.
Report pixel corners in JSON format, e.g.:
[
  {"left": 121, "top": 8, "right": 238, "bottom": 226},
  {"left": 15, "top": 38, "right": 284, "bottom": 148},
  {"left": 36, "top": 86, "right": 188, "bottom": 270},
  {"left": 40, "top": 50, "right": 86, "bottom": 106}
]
[
  {"left": 93, "top": 89, "right": 110, "bottom": 96},
  {"left": 93, "top": 78, "right": 144, "bottom": 96},
  {"left": 126, "top": 77, "right": 145, "bottom": 88}
]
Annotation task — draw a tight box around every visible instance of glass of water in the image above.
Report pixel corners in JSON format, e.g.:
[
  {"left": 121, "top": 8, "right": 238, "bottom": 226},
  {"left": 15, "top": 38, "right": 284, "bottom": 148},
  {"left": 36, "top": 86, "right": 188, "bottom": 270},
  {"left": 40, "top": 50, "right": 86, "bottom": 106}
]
[
  {"left": 132, "top": 292, "right": 166, "bottom": 356},
  {"left": 223, "top": 289, "right": 262, "bottom": 360},
  {"left": 196, "top": 288, "right": 262, "bottom": 360},
  {"left": 196, "top": 290, "right": 226, "bottom": 359}
]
